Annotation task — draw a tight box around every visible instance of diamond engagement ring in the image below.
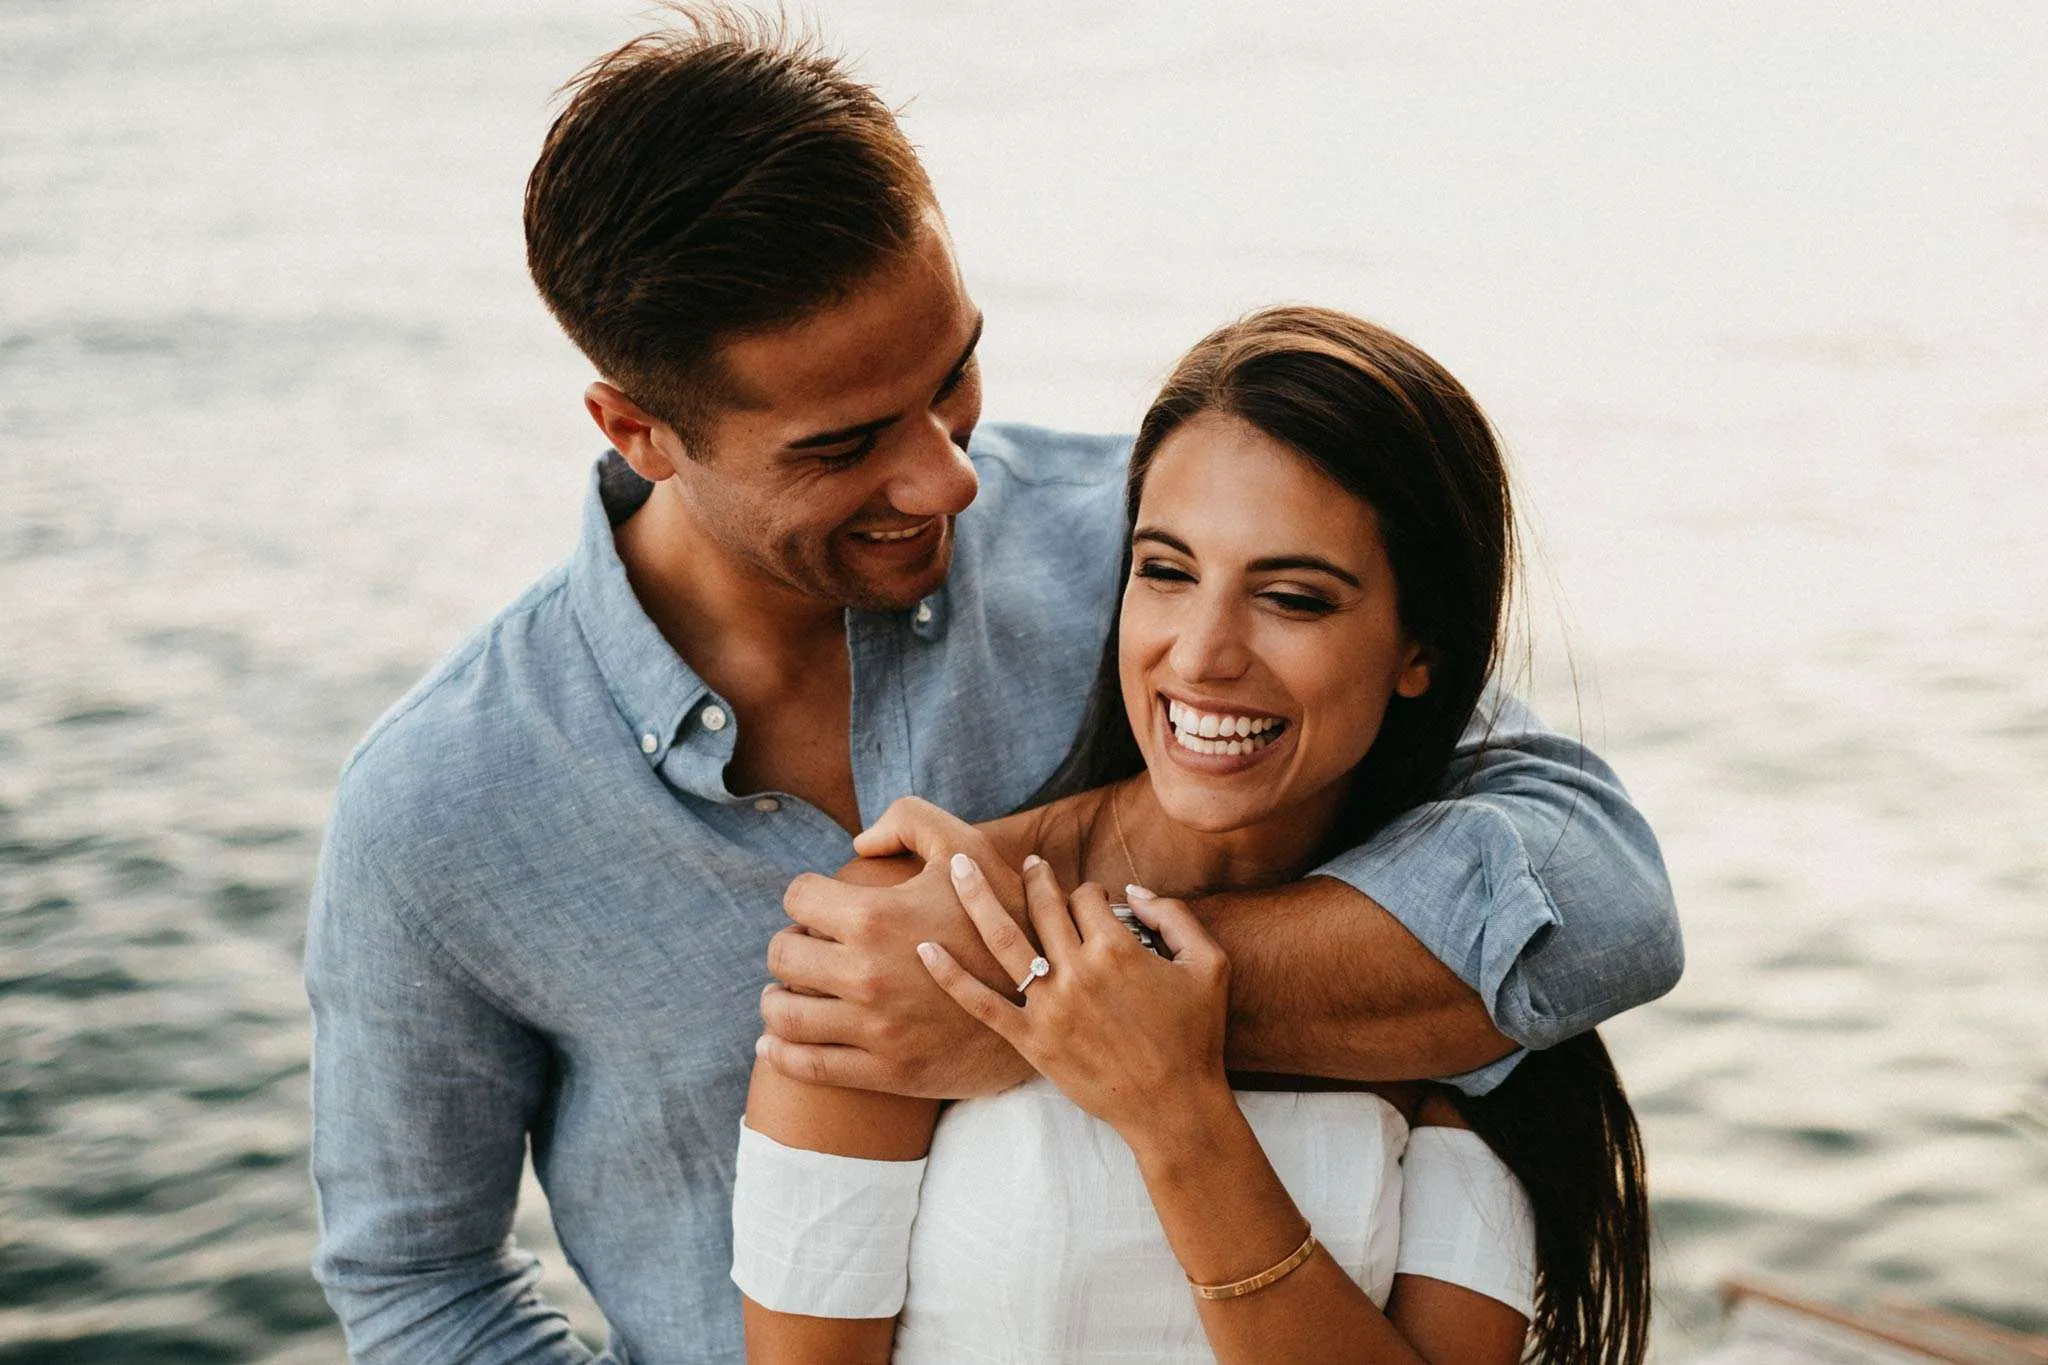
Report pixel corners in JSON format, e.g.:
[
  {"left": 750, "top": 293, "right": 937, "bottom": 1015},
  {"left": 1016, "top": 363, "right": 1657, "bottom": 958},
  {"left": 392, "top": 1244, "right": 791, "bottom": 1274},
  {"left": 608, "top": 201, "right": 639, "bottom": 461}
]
[{"left": 1014, "top": 956, "right": 1051, "bottom": 995}]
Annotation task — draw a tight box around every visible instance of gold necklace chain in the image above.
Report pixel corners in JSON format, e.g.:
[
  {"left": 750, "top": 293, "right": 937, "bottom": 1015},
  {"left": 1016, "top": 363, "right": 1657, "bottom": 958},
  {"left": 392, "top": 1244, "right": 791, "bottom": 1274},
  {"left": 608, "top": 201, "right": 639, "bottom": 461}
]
[{"left": 1108, "top": 781, "right": 1145, "bottom": 891}]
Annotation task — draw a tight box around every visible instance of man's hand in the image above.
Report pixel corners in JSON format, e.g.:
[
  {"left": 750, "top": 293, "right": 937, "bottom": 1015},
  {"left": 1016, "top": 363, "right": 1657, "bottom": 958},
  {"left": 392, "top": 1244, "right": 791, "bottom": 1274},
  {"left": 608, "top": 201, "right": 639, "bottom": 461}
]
[{"left": 758, "top": 798, "right": 1036, "bottom": 1099}]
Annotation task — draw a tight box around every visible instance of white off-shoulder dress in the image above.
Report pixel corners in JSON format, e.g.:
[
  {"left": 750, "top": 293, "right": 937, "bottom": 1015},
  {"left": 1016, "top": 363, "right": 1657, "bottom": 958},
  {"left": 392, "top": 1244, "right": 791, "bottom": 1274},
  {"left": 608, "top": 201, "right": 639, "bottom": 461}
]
[{"left": 732, "top": 1076, "right": 1535, "bottom": 1363}]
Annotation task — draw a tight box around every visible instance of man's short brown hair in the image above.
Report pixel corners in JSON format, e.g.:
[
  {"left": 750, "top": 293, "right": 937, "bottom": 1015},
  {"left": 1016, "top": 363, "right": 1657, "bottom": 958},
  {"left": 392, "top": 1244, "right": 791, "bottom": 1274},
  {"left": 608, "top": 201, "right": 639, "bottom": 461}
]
[{"left": 524, "top": 4, "right": 935, "bottom": 445}]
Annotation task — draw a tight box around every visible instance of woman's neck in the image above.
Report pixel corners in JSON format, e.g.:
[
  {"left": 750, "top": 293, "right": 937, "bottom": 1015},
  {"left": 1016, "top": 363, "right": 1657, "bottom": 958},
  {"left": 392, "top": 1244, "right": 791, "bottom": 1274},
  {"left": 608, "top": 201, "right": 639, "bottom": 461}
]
[{"left": 1080, "top": 776, "right": 1341, "bottom": 902}]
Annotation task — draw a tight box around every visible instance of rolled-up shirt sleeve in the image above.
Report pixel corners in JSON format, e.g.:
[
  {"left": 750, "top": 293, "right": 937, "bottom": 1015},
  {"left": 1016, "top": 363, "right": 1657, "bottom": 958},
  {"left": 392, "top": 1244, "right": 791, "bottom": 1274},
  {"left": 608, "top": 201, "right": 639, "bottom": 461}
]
[
  {"left": 1314, "top": 690, "right": 1680, "bottom": 1086},
  {"left": 306, "top": 768, "right": 602, "bottom": 1364}
]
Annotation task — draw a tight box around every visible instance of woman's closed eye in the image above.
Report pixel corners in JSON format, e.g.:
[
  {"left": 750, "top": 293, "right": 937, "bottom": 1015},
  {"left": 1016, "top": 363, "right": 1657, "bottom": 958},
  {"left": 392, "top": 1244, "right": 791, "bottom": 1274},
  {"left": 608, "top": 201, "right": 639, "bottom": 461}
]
[
  {"left": 1134, "top": 560, "right": 1195, "bottom": 586},
  {"left": 1260, "top": 586, "right": 1339, "bottom": 616}
]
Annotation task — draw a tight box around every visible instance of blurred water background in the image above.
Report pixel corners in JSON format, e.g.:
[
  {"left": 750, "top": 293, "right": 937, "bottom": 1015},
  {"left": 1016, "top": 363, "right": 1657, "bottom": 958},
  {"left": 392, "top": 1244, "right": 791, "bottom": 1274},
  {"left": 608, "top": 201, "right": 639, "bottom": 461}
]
[{"left": 2, "top": 1, "right": 2044, "bottom": 1359}]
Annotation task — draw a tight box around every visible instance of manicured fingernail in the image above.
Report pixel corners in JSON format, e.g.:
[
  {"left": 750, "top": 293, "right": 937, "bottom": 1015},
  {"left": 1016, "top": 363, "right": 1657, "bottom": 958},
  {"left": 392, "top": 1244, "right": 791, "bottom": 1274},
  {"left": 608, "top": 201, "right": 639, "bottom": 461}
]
[
  {"left": 1022, "top": 853, "right": 1044, "bottom": 871},
  {"left": 754, "top": 1034, "right": 770, "bottom": 1056},
  {"left": 949, "top": 852, "right": 977, "bottom": 880},
  {"left": 916, "top": 941, "right": 939, "bottom": 965},
  {"left": 1126, "top": 884, "right": 1154, "bottom": 900}
]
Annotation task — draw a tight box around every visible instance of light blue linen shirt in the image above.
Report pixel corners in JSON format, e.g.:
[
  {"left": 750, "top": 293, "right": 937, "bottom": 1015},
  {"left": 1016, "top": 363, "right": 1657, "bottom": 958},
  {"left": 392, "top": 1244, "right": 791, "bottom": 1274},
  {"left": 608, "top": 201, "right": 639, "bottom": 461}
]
[{"left": 306, "top": 425, "right": 1679, "bottom": 1364}]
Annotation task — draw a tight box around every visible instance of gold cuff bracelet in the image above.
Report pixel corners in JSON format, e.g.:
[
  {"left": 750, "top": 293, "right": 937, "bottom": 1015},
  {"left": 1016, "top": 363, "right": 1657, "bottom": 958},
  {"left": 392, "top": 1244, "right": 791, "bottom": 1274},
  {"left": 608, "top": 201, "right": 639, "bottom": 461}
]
[{"left": 1187, "top": 1228, "right": 1319, "bottom": 1301}]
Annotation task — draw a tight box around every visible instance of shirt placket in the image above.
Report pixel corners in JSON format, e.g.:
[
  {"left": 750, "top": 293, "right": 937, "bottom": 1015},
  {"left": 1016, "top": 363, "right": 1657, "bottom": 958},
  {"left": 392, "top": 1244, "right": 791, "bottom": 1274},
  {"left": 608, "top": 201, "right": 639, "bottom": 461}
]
[{"left": 846, "top": 610, "right": 917, "bottom": 829}]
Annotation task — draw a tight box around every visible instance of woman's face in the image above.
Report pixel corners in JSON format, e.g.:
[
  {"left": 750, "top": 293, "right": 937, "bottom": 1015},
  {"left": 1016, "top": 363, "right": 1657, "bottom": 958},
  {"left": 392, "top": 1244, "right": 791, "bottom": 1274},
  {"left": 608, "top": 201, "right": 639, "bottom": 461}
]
[{"left": 1118, "top": 410, "right": 1431, "bottom": 836}]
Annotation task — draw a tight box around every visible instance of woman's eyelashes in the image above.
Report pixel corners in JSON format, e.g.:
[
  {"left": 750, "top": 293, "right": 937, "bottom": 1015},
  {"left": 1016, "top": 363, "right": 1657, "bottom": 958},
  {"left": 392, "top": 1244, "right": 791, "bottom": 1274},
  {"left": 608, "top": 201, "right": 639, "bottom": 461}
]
[
  {"left": 1133, "top": 561, "right": 1338, "bottom": 616},
  {"left": 1134, "top": 559, "right": 1194, "bottom": 585},
  {"left": 1261, "top": 589, "right": 1338, "bottom": 616}
]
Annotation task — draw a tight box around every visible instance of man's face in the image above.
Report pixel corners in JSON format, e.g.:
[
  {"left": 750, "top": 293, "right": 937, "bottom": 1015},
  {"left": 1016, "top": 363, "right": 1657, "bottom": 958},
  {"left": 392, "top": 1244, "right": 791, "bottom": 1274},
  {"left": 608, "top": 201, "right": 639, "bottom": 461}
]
[{"left": 666, "top": 215, "right": 984, "bottom": 614}]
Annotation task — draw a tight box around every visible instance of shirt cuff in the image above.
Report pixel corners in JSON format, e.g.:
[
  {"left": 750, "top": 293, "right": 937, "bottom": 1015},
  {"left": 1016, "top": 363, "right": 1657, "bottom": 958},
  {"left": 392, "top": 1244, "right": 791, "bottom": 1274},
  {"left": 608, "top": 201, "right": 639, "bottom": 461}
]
[
  {"left": 1313, "top": 802, "right": 1561, "bottom": 1063},
  {"left": 729, "top": 1122, "right": 927, "bottom": 1319}
]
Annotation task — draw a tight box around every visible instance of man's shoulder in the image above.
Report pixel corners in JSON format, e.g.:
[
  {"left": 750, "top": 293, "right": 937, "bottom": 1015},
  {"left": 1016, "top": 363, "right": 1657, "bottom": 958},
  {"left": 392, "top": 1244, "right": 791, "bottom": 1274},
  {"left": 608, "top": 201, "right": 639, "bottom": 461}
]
[
  {"left": 960, "top": 423, "right": 1131, "bottom": 568},
  {"left": 332, "top": 564, "right": 578, "bottom": 836},
  {"left": 968, "top": 423, "right": 1132, "bottom": 489}
]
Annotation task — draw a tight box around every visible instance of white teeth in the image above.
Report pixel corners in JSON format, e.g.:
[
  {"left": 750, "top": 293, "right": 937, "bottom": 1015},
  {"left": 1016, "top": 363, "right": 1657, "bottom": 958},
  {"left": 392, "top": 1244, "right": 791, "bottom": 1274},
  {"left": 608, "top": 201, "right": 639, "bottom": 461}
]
[
  {"left": 1164, "top": 698, "right": 1287, "bottom": 757},
  {"left": 857, "top": 523, "right": 926, "bottom": 542}
]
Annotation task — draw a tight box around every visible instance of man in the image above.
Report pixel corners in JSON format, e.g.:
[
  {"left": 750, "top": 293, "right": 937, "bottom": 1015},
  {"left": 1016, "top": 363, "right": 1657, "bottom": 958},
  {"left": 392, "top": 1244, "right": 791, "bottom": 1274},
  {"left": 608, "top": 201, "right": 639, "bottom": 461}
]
[{"left": 306, "top": 10, "right": 1680, "bottom": 1363}]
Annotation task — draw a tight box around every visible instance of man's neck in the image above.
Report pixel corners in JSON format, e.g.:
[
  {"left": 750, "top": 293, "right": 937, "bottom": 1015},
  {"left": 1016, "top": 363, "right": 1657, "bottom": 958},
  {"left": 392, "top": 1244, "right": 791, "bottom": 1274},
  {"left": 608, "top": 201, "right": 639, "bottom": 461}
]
[{"left": 614, "top": 479, "right": 845, "bottom": 691}]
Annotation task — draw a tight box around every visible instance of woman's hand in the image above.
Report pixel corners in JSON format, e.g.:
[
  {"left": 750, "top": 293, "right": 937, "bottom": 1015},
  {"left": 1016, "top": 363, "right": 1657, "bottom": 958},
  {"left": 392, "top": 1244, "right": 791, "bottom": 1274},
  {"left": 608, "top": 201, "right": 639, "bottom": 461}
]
[{"left": 917, "top": 854, "right": 1233, "bottom": 1138}]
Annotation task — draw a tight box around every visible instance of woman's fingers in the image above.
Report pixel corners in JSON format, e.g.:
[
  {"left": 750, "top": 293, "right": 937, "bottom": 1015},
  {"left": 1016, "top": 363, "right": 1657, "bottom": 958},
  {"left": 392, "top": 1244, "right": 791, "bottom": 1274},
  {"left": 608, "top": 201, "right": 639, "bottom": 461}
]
[
  {"left": 1069, "top": 878, "right": 1126, "bottom": 943},
  {"left": 947, "top": 853, "right": 1041, "bottom": 988},
  {"left": 917, "top": 941, "right": 1025, "bottom": 1042},
  {"left": 1124, "top": 886, "right": 1221, "bottom": 962},
  {"left": 1020, "top": 855, "right": 1082, "bottom": 959}
]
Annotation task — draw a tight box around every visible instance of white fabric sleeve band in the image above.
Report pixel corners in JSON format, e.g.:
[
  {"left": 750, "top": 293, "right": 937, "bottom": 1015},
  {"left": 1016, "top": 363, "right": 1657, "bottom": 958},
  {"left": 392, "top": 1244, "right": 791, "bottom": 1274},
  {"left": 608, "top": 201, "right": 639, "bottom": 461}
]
[
  {"left": 728, "top": 1121, "right": 929, "bottom": 1319},
  {"left": 1395, "top": 1126, "right": 1538, "bottom": 1319}
]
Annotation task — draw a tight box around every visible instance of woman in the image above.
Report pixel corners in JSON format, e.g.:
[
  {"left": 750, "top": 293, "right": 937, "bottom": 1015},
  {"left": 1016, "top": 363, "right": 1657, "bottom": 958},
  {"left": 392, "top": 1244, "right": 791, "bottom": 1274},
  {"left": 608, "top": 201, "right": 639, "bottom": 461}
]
[{"left": 730, "top": 306, "right": 1650, "bottom": 1363}]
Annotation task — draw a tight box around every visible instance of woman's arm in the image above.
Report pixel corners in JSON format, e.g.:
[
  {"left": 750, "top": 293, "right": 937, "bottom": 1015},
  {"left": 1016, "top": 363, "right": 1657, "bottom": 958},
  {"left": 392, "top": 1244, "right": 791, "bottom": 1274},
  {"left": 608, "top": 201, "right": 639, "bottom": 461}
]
[
  {"left": 918, "top": 858, "right": 1528, "bottom": 1365},
  {"left": 738, "top": 855, "right": 940, "bottom": 1365}
]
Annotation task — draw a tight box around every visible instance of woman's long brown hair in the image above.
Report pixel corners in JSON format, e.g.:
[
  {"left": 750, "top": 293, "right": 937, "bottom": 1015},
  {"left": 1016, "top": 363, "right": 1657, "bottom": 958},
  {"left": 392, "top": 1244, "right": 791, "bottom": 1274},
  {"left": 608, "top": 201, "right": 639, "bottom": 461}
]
[{"left": 1032, "top": 304, "right": 1652, "bottom": 1362}]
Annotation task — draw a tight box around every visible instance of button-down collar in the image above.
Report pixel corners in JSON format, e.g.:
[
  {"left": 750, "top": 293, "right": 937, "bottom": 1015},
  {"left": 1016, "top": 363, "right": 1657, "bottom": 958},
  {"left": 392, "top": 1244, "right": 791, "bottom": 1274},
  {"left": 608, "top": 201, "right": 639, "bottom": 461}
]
[{"left": 565, "top": 454, "right": 728, "bottom": 786}]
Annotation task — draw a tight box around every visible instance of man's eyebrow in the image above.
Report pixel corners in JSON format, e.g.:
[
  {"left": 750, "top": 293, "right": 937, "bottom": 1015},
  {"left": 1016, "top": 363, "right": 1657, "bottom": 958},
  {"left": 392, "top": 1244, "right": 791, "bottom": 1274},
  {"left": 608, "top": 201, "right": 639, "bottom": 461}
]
[
  {"left": 1132, "top": 529, "right": 1363, "bottom": 589},
  {"left": 786, "top": 414, "right": 895, "bottom": 452},
  {"left": 783, "top": 314, "right": 985, "bottom": 452}
]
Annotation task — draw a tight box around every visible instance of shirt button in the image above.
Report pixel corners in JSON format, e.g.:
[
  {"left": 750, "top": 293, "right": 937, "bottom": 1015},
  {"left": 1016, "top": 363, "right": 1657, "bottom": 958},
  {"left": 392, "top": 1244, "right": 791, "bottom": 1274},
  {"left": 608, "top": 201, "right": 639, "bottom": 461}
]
[
  {"left": 639, "top": 732, "right": 659, "bottom": 754},
  {"left": 753, "top": 796, "right": 781, "bottom": 813},
  {"left": 701, "top": 705, "right": 728, "bottom": 732},
  {"left": 914, "top": 601, "right": 933, "bottom": 625}
]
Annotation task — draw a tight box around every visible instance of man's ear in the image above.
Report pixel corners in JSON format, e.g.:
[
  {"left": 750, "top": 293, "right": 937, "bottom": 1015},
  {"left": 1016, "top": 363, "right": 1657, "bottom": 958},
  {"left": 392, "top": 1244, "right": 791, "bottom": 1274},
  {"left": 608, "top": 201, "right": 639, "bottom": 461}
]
[
  {"left": 1394, "top": 642, "right": 1434, "bottom": 700},
  {"left": 585, "top": 382, "right": 684, "bottom": 483}
]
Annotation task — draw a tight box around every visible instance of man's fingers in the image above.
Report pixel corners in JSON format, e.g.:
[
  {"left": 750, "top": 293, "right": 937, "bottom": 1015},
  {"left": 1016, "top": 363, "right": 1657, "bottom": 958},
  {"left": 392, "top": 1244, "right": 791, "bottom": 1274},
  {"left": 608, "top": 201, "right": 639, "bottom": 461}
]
[
  {"left": 754, "top": 1033, "right": 888, "bottom": 1091},
  {"left": 948, "top": 853, "right": 1039, "bottom": 983},
  {"left": 916, "top": 941, "right": 1024, "bottom": 1041},
  {"left": 781, "top": 872, "right": 855, "bottom": 937},
  {"left": 1125, "top": 887, "right": 1220, "bottom": 962},
  {"left": 852, "top": 795, "right": 967, "bottom": 862},
  {"left": 1021, "top": 855, "right": 1082, "bottom": 958},
  {"left": 764, "top": 925, "right": 856, "bottom": 997},
  {"left": 759, "top": 983, "right": 863, "bottom": 1046}
]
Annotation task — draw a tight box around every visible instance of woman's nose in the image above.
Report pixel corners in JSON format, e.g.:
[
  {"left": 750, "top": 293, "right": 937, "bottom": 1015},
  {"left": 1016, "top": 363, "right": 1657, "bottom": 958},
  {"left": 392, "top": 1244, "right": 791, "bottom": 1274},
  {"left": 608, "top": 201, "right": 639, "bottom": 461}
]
[{"left": 1167, "top": 595, "right": 1251, "bottom": 683}]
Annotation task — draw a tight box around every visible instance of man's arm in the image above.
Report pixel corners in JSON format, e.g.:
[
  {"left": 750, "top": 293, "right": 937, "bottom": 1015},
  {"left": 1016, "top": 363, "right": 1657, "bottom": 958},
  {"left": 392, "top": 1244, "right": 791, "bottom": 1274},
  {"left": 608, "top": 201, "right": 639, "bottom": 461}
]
[
  {"left": 761, "top": 693, "right": 1677, "bottom": 1098},
  {"left": 1192, "top": 876, "right": 1517, "bottom": 1081},
  {"left": 1303, "top": 691, "right": 1682, "bottom": 1074},
  {"left": 1178, "top": 691, "right": 1679, "bottom": 1088},
  {"left": 306, "top": 784, "right": 602, "bottom": 1364}
]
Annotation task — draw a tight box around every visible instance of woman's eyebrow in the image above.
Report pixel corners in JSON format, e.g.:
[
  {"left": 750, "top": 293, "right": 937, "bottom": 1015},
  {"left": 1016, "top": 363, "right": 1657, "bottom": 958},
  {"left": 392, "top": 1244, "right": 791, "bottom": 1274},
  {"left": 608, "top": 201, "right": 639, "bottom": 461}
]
[
  {"left": 1131, "top": 528, "right": 1192, "bottom": 555},
  {"left": 1246, "top": 555, "right": 1361, "bottom": 589}
]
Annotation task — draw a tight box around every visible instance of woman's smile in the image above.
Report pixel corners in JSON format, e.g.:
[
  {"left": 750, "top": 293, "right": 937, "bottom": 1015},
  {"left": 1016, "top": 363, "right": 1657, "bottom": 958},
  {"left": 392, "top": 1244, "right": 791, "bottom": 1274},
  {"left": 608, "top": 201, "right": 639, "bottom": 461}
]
[{"left": 1157, "top": 693, "right": 1296, "bottom": 775}]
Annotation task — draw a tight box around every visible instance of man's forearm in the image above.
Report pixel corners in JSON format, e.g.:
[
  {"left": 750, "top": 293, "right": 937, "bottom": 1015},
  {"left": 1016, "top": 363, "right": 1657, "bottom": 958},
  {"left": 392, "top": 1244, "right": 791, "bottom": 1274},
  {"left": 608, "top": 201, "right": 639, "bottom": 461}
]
[{"left": 1194, "top": 876, "right": 1517, "bottom": 1081}]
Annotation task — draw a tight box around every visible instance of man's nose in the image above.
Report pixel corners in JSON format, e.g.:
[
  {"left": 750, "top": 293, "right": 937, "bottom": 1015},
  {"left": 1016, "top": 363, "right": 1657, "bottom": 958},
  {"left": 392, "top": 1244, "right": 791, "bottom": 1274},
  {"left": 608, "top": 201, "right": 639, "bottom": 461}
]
[
  {"left": 885, "top": 415, "right": 979, "bottom": 518},
  {"left": 1167, "top": 594, "right": 1251, "bottom": 683}
]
